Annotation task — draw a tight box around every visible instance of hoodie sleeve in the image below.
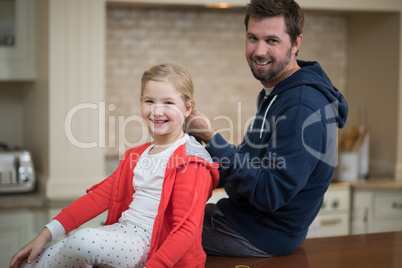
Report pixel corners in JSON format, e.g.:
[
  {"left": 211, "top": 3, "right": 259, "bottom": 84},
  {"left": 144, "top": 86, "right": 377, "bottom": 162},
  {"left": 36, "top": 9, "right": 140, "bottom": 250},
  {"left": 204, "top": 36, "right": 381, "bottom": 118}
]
[{"left": 206, "top": 102, "right": 334, "bottom": 213}]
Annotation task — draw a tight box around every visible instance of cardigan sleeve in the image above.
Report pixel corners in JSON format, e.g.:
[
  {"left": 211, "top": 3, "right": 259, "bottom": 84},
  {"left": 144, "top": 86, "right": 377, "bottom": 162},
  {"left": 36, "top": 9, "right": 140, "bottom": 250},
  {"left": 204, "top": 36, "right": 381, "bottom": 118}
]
[
  {"left": 53, "top": 145, "right": 147, "bottom": 233},
  {"left": 54, "top": 174, "right": 114, "bottom": 233},
  {"left": 145, "top": 162, "right": 215, "bottom": 267}
]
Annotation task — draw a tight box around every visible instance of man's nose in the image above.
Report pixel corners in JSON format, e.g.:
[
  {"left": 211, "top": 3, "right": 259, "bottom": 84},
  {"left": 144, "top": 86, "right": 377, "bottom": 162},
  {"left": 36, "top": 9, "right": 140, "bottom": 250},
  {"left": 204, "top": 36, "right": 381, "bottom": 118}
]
[{"left": 254, "top": 41, "right": 268, "bottom": 57}]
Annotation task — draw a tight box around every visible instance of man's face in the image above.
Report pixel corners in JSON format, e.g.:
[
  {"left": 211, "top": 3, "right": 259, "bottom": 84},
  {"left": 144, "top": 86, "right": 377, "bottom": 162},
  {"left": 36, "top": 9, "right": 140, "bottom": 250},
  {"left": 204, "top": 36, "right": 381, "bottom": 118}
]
[{"left": 245, "top": 16, "right": 294, "bottom": 87}]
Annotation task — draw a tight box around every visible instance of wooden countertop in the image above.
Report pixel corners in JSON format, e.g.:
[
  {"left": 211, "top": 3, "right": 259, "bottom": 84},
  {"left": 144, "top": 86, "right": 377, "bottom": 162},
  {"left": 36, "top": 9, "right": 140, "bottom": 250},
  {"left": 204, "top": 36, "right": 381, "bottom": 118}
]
[
  {"left": 2, "top": 177, "right": 399, "bottom": 210},
  {"left": 0, "top": 180, "right": 47, "bottom": 209},
  {"left": 327, "top": 181, "right": 350, "bottom": 190},
  {"left": 351, "top": 177, "right": 402, "bottom": 191},
  {"left": 205, "top": 231, "right": 402, "bottom": 268}
]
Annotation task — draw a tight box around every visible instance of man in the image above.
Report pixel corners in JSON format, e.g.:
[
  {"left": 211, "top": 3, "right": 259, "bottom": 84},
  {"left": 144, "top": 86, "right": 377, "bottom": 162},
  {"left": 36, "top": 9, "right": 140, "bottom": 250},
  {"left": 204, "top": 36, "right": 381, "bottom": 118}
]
[{"left": 186, "top": 0, "right": 348, "bottom": 257}]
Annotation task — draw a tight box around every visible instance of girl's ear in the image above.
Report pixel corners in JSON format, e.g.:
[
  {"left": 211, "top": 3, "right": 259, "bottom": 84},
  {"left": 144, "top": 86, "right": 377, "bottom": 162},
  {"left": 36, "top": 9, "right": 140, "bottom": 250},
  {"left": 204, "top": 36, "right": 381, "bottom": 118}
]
[{"left": 184, "top": 100, "right": 194, "bottom": 117}]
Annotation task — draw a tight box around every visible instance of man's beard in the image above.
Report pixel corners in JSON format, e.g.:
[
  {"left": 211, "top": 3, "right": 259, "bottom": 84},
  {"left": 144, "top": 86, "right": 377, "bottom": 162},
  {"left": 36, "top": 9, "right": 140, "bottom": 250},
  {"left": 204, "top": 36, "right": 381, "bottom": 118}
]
[{"left": 249, "top": 47, "right": 292, "bottom": 82}]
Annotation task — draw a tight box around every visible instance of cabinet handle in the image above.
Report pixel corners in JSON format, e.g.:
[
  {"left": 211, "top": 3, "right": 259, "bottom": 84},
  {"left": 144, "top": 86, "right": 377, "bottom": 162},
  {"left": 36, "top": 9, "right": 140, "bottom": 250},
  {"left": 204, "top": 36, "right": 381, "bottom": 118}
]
[
  {"left": 392, "top": 202, "right": 402, "bottom": 209},
  {"left": 320, "top": 218, "right": 343, "bottom": 225}
]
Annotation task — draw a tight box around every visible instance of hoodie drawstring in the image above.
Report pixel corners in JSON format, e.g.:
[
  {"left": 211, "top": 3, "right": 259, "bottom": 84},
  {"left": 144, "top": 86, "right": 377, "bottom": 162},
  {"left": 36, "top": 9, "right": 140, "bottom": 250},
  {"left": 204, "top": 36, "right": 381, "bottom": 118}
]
[{"left": 260, "top": 95, "right": 278, "bottom": 139}]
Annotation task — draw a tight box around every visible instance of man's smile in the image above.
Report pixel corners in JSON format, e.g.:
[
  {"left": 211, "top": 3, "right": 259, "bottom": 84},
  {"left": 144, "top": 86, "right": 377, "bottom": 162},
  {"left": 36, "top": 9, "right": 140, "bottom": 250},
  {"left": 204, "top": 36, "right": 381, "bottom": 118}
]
[
  {"left": 252, "top": 57, "right": 272, "bottom": 67},
  {"left": 254, "top": 60, "right": 270, "bottom": 66}
]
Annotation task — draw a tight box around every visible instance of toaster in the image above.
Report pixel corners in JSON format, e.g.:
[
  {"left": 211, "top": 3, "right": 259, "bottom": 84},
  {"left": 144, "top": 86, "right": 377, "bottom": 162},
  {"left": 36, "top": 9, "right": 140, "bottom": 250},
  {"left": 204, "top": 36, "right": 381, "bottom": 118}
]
[{"left": 0, "top": 150, "right": 36, "bottom": 193}]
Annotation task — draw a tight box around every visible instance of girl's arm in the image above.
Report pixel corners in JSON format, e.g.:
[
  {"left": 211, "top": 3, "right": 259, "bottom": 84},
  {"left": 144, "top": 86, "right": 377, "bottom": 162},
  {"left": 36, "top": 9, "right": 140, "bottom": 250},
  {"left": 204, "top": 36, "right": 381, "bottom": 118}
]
[
  {"left": 9, "top": 176, "right": 114, "bottom": 268},
  {"left": 54, "top": 175, "right": 113, "bottom": 233},
  {"left": 54, "top": 146, "right": 135, "bottom": 232},
  {"left": 9, "top": 227, "right": 52, "bottom": 268}
]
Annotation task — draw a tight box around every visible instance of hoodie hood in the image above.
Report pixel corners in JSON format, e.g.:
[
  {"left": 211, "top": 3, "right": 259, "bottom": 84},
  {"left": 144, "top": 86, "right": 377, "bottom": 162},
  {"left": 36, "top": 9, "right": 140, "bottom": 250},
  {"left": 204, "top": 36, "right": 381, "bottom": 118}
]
[{"left": 265, "top": 60, "right": 348, "bottom": 128}]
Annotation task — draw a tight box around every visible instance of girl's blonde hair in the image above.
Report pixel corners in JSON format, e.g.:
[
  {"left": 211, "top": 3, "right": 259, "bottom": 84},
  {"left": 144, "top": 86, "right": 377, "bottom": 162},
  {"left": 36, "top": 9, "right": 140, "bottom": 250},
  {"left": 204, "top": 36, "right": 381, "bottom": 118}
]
[{"left": 141, "top": 63, "right": 195, "bottom": 106}]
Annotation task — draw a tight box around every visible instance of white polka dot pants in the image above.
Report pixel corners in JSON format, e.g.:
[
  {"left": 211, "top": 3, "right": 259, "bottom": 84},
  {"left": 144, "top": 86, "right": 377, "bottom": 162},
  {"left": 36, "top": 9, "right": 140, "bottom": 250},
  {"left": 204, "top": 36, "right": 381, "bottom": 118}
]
[{"left": 22, "top": 223, "right": 151, "bottom": 268}]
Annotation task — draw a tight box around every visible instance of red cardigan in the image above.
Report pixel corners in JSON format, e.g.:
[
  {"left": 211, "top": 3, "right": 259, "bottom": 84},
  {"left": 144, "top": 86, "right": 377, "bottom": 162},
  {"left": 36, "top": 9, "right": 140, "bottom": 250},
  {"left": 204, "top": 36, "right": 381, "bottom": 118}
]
[{"left": 54, "top": 141, "right": 219, "bottom": 267}]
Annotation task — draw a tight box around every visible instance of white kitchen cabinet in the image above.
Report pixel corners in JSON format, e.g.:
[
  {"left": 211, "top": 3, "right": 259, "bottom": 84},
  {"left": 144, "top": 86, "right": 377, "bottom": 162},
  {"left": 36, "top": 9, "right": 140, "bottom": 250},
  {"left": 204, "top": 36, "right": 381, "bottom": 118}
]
[
  {"left": 0, "top": 0, "right": 35, "bottom": 80},
  {"left": 0, "top": 206, "right": 106, "bottom": 267},
  {"left": 352, "top": 188, "right": 402, "bottom": 234},
  {"left": 0, "top": 208, "right": 47, "bottom": 268},
  {"left": 209, "top": 183, "right": 351, "bottom": 238},
  {"left": 311, "top": 183, "right": 351, "bottom": 237},
  {"left": 207, "top": 188, "right": 228, "bottom": 203}
]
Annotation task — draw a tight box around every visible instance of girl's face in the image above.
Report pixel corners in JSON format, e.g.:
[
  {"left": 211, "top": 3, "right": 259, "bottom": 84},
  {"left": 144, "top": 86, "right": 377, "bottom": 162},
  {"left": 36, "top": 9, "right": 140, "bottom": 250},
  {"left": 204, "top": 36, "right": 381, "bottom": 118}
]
[{"left": 141, "top": 80, "right": 192, "bottom": 145}]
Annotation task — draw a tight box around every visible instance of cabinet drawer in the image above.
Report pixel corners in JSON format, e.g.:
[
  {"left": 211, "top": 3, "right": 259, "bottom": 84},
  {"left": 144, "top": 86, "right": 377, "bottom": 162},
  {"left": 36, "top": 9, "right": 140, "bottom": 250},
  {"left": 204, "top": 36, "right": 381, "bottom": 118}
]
[
  {"left": 373, "top": 192, "right": 402, "bottom": 219},
  {"left": 317, "top": 213, "right": 349, "bottom": 237},
  {"left": 321, "top": 188, "right": 350, "bottom": 212}
]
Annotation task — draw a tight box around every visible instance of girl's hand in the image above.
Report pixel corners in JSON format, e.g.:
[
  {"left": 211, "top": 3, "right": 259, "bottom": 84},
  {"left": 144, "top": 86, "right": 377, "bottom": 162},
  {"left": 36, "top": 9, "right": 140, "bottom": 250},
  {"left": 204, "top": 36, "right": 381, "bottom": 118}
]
[{"left": 9, "top": 227, "right": 52, "bottom": 268}]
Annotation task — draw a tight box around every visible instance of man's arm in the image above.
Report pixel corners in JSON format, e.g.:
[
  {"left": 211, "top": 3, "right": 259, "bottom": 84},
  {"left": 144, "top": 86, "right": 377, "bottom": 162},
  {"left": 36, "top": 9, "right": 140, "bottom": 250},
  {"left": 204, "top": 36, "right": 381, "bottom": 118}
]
[{"left": 203, "top": 104, "right": 331, "bottom": 213}]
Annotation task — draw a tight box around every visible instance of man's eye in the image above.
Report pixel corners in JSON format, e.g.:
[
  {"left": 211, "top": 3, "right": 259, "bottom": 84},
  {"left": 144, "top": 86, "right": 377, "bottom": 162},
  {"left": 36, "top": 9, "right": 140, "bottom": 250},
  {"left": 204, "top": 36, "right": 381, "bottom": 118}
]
[{"left": 268, "top": 39, "right": 278, "bottom": 44}]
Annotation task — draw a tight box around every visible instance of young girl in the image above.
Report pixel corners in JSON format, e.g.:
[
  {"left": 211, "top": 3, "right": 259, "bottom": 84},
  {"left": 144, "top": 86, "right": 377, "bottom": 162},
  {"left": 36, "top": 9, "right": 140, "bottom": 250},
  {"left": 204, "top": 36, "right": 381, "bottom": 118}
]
[{"left": 10, "top": 63, "right": 219, "bottom": 268}]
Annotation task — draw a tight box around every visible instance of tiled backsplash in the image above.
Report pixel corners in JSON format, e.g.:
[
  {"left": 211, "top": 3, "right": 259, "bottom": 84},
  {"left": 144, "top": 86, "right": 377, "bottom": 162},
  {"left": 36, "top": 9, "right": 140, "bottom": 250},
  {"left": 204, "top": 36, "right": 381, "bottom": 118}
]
[{"left": 106, "top": 6, "right": 347, "bottom": 157}]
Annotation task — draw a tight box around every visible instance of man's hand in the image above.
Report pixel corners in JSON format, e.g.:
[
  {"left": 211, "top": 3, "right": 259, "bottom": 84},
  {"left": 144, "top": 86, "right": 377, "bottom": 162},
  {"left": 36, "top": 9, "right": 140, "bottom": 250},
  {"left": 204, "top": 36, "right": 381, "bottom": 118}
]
[{"left": 185, "top": 110, "right": 217, "bottom": 144}]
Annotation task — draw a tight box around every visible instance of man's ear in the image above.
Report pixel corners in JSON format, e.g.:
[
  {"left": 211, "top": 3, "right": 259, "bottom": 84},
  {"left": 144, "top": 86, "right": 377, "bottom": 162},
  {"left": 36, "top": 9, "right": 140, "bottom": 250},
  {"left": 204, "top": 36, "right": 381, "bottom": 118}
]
[
  {"left": 184, "top": 100, "right": 194, "bottom": 117},
  {"left": 292, "top": 34, "right": 303, "bottom": 56}
]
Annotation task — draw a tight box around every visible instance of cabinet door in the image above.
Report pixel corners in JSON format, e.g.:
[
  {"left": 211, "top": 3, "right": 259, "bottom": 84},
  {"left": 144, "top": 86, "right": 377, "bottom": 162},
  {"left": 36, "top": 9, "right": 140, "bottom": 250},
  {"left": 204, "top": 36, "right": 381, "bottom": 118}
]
[
  {"left": 352, "top": 189, "right": 402, "bottom": 234},
  {"left": 370, "top": 191, "right": 402, "bottom": 233},
  {"left": 314, "top": 186, "right": 351, "bottom": 237},
  {"left": 0, "top": 0, "right": 35, "bottom": 80},
  {"left": 0, "top": 227, "right": 21, "bottom": 267},
  {"left": 318, "top": 213, "right": 350, "bottom": 237},
  {"left": 0, "top": 210, "right": 34, "bottom": 267}
]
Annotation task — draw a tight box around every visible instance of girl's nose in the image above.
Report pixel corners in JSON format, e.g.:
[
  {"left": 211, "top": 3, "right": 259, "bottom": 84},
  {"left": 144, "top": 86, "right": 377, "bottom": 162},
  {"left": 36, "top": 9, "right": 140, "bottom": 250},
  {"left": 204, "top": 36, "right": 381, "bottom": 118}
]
[{"left": 152, "top": 104, "right": 165, "bottom": 116}]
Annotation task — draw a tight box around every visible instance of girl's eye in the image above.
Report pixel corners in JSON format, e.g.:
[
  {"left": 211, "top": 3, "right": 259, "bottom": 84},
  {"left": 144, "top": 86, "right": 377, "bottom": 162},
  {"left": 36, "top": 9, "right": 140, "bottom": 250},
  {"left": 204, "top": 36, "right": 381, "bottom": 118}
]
[
  {"left": 144, "top": 100, "right": 153, "bottom": 104},
  {"left": 165, "top": 101, "right": 174, "bottom": 105}
]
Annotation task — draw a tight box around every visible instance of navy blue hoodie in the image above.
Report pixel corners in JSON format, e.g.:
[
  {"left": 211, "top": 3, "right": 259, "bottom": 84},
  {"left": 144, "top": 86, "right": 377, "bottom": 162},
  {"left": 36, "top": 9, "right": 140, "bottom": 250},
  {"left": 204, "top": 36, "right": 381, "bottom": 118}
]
[{"left": 206, "top": 60, "right": 348, "bottom": 256}]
